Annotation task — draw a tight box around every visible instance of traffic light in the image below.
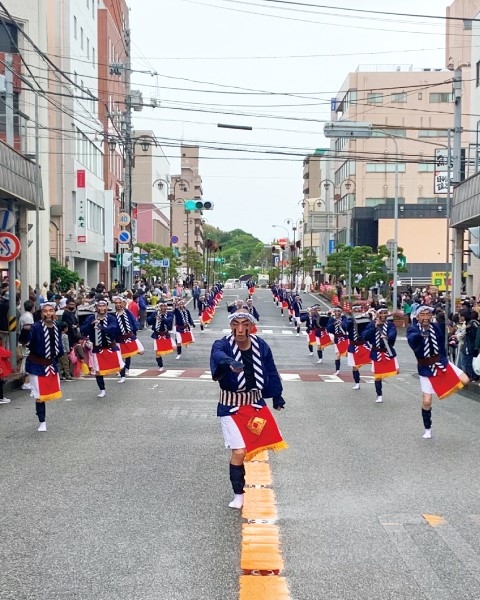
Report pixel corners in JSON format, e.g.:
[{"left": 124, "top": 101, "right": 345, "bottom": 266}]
[
  {"left": 184, "top": 200, "right": 214, "bottom": 211},
  {"left": 296, "top": 240, "right": 301, "bottom": 249}
]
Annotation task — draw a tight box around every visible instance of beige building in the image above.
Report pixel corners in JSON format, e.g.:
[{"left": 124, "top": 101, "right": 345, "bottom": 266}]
[
  {"left": 170, "top": 146, "right": 206, "bottom": 280},
  {"left": 446, "top": 0, "right": 480, "bottom": 298},
  {"left": 317, "top": 64, "right": 470, "bottom": 284}
]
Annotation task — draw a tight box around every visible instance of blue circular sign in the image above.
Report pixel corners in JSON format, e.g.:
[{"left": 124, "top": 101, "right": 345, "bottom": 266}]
[
  {"left": 171, "top": 235, "right": 179, "bottom": 244},
  {"left": 118, "top": 230, "right": 131, "bottom": 243}
]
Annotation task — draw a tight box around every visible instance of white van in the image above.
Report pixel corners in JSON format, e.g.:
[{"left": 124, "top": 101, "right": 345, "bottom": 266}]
[{"left": 224, "top": 278, "right": 240, "bottom": 289}]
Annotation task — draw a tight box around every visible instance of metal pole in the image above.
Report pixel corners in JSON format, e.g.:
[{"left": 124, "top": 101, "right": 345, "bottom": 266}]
[
  {"left": 310, "top": 205, "right": 313, "bottom": 277},
  {"left": 445, "top": 129, "right": 452, "bottom": 351},
  {"left": 123, "top": 28, "right": 133, "bottom": 290},
  {"left": 393, "top": 138, "right": 399, "bottom": 311},
  {"left": 35, "top": 93, "right": 40, "bottom": 306},
  {"left": 451, "top": 66, "right": 464, "bottom": 306},
  {"left": 5, "top": 54, "right": 13, "bottom": 146},
  {"left": 186, "top": 213, "right": 189, "bottom": 281},
  {"left": 385, "top": 133, "right": 400, "bottom": 311}
]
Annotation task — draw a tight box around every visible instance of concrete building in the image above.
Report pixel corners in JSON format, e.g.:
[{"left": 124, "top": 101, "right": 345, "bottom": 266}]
[
  {"left": 325, "top": 64, "right": 468, "bottom": 283},
  {"left": 0, "top": 2, "right": 49, "bottom": 298},
  {"left": 97, "top": 0, "right": 128, "bottom": 284},
  {"left": 47, "top": 0, "right": 108, "bottom": 288},
  {"left": 446, "top": 0, "right": 480, "bottom": 298},
  {"left": 170, "top": 145, "right": 206, "bottom": 281},
  {"left": 130, "top": 131, "right": 170, "bottom": 247}
]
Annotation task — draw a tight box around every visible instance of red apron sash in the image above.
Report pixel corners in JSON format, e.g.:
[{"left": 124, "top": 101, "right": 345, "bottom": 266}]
[
  {"left": 372, "top": 356, "right": 398, "bottom": 380},
  {"left": 231, "top": 404, "right": 288, "bottom": 462},
  {"left": 318, "top": 330, "right": 333, "bottom": 349},
  {"left": 37, "top": 372, "right": 62, "bottom": 402},
  {"left": 119, "top": 338, "right": 142, "bottom": 358},
  {"left": 95, "top": 349, "right": 123, "bottom": 376},
  {"left": 179, "top": 330, "right": 194, "bottom": 346},
  {"left": 335, "top": 338, "right": 349, "bottom": 357},
  {"left": 351, "top": 344, "right": 371, "bottom": 367},
  {"left": 155, "top": 336, "right": 175, "bottom": 356},
  {"left": 429, "top": 362, "right": 464, "bottom": 399}
]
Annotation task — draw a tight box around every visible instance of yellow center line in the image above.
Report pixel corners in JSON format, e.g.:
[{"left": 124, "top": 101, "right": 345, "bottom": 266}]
[{"left": 239, "top": 451, "right": 291, "bottom": 600}]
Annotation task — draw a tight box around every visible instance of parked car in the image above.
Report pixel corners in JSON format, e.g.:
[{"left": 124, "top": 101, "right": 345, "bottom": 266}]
[{"left": 224, "top": 278, "right": 240, "bottom": 289}]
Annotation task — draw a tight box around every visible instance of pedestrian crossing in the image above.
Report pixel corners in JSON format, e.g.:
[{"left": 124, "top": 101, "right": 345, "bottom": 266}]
[{"left": 107, "top": 369, "right": 380, "bottom": 382}]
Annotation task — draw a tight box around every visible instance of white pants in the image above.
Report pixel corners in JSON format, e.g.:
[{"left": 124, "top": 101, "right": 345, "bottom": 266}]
[{"left": 220, "top": 416, "right": 245, "bottom": 449}]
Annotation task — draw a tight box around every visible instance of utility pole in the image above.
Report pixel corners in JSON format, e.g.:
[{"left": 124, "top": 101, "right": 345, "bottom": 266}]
[
  {"left": 5, "top": 54, "right": 17, "bottom": 363},
  {"left": 122, "top": 26, "right": 133, "bottom": 290},
  {"left": 451, "top": 66, "right": 467, "bottom": 307}
]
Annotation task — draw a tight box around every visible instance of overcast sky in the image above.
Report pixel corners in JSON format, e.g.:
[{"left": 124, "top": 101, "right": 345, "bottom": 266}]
[{"left": 128, "top": 0, "right": 452, "bottom": 243}]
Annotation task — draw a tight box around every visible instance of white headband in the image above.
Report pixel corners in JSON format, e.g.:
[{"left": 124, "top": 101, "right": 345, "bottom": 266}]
[{"left": 228, "top": 311, "right": 256, "bottom": 324}]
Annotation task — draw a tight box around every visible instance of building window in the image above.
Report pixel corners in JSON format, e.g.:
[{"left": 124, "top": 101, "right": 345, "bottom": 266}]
[
  {"left": 92, "top": 0, "right": 95, "bottom": 18},
  {"left": 418, "top": 92, "right": 422, "bottom": 100},
  {"left": 87, "top": 199, "right": 104, "bottom": 235},
  {"left": 477, "top": 61, "right": 480, "bottom": 87},
  {"left": 464, "top": 19, "right": 472, "bottom": 30},
  {"left": 365, "top": 197, "right": 405, "bottom": 207},
  {"left": 418, "top": 129, "right": 449, "bottom": 138},
  {"left": 92, "top": 47, "right": 95, "bottom": 66},
  {"left": 86, "top": 0, "right": 89, "bottom": 8},
  {"left": 366, "top": 162, "right": 406, "bottom": 173},
  {"left": 391, "top": 92, "right": 407, "bottom": 103},
  {"left": 429, "top": 92, "right": 454, "bottom": 103},
  {"left": 0, "top": 20, "right": 18, "bottom": 53},
  {"left": 371, "top": 129, "right": 406, "bottom": 137},
  {"left": 367, "top": 92, "right": 383, "bottom": 104},
  {"left": 417, "top": 163, "right": 435, "bottom": 172},
  {"left": 74, "top": 16, "right": 77, "bottom": 39},
  {"left": 417, "top": 197, "right": 446, "bottom": 205},
  {"left": 87, "top": 37, "right": 90, "bottom": 59},
  {"left": 0, "top": 92, "right": 20, "bottom": 135},
  {"left": 80, "top": 27, "right": 84, "bottom": 50}
]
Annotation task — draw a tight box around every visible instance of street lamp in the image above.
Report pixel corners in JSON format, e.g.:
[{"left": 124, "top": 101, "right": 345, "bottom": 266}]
[
  {"left": 339, "top": 178, "right": 356, "bottom": 246},
  {"left": 108, "top": 133, "right": 159, "bottom": 289},
  {"left": 272, "top": 224, "right": 289, "bottom": 285},
  {"left": 319, "top": 178, "right": 336, "bottom": 252},
  {"left": 285, "top": 218, "right": 303, "bottom": 292},
  {"left": 299, "top": 198, "right": 323, "bottom": 277},
  {"left": 324, "top": 121, "right": 400, "bottom": 310}
]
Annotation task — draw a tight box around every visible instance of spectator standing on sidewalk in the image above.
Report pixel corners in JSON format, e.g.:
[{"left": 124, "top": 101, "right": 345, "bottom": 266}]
[{"left": 58, "top": 323, "right": 73, "bottom": 381}]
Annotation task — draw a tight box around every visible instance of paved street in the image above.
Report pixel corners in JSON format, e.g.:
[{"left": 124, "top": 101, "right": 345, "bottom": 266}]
[{"left": 2, "top": 289, "right": 480, "bottom": 599}]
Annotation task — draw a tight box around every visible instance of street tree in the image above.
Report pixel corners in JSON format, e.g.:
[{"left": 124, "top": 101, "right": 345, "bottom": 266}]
[{"left": 135, "top": 243, "right": 182, "bottom": 284}]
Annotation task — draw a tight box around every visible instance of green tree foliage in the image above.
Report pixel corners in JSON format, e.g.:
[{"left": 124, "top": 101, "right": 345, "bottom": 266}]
[
  {"left": 135, "top": 243, "right": 182, "bottom": 282},
  {"left": 203, "top": 224, "right": 266, "bottom": 278},
  {"left": 50, "top": 257, "right": 80, "bottom": 291},
  {"left": 325, "top": 244, "right": 407, "bottom": 300}
]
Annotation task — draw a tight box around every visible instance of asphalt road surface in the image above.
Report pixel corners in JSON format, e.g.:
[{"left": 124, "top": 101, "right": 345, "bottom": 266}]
[{"left": 2, "top": 289, "right": 480, "bottom": 600}]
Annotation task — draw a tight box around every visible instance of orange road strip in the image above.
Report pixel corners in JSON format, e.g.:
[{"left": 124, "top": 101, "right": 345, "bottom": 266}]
[
  {"left": 239, "top": 452, "right": 291, "bottom": 600},
  {"left": 245, "top": 462, "right": 272, "bottom": 486},
  {"left": 422, "top": 514, "right": 445, "bottom": 527},
  {"left": 239, "top": 576, "right": 290, "bottom": 598}
]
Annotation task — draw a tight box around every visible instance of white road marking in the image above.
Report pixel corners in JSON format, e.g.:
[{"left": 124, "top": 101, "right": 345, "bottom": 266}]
[{"left": 280, "top": 373, "right": 301, "bottom": 381}]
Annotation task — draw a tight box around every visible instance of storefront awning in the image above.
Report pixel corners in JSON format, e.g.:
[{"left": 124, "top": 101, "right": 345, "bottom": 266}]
[{"left": 0, "top": 139, "right": 44, "bottom": 210}]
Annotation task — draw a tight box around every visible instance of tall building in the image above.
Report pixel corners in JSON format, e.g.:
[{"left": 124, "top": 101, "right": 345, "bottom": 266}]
[
  {"left": 47, "top": 0, "right": 108, "bottom": 288},
  {"left": 446, "top": 0, "right": 480, "bottom": 297},
  {"left": 326, "top": 65, "right": 466, "bottom": 281},
  {"left": 170, "top": 145, "right": 205, "bottom": 280},
  {"left": 131, "top": 130, "right": 170, "bottom": 246},
  {"left": 0, "top": 2, "right": 49, "bottom": 296},
  {"left": 97, "top": 0, "right": 128, "bottom": 284}
]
